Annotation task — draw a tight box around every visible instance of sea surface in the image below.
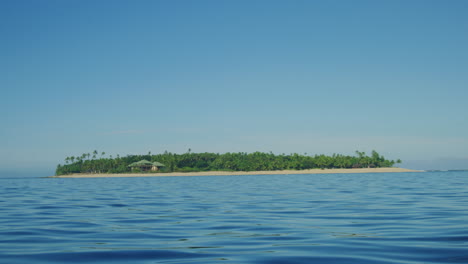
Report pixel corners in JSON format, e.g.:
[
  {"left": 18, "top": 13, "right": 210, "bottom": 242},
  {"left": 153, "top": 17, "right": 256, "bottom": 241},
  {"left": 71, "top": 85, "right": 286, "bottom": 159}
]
[{"left": 1, "top": 171, "right": 467, "bottom": 264}]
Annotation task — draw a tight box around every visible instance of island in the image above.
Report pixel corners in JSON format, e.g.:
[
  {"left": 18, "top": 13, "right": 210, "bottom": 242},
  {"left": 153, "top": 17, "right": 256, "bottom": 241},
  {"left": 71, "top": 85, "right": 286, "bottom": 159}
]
[{"left": 51, "top": 150, "right": 419, "bottom": 178}]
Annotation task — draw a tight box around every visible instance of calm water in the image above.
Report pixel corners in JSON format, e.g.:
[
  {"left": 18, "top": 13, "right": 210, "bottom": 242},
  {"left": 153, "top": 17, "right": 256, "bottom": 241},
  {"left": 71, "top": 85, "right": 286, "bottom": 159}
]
[{"left": 1, "top": 172, "right": 467, "bottom": 264}]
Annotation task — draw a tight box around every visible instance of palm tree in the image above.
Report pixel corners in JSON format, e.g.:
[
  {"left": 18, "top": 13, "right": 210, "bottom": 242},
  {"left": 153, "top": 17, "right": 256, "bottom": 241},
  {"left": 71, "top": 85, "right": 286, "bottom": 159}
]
[{"left": 355, "top": 150, "right": 365, "bottom": 159}]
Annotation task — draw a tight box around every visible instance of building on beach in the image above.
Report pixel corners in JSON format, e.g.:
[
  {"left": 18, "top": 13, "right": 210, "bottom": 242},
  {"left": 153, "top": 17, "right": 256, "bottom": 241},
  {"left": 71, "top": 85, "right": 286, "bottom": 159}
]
[{"left": 128, "top": 160, "right": 165, "bottom": 171}]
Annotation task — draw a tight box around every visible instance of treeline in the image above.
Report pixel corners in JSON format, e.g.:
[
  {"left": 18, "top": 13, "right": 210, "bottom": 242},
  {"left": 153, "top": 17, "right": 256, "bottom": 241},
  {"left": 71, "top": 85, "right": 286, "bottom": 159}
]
[{"left": 55, "top": 150, "right": 401, "bottom": 175}]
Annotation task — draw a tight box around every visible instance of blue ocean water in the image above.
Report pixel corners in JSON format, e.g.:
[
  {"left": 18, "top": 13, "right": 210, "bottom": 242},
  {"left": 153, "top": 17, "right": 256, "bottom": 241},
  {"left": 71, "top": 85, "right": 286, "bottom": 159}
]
[{"left": 0, "top": 171, "right": 467, "bottom": 264}]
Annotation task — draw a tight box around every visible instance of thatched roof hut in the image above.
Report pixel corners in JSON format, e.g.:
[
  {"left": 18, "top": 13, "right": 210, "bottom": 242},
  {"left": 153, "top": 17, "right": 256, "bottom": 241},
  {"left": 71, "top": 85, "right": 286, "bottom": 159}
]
[
  {"left": 152, "top": 161, "right": 165, "bottom": 167},
  {"left": 128, "top": 160, "right": 165, "bottom": 171}
]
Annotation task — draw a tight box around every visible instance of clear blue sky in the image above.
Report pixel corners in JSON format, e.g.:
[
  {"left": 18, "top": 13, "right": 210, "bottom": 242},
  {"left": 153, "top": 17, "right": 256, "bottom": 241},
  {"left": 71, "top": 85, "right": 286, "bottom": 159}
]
[{"left": 1, "top": 0, "right": 468, "bottom": 173}]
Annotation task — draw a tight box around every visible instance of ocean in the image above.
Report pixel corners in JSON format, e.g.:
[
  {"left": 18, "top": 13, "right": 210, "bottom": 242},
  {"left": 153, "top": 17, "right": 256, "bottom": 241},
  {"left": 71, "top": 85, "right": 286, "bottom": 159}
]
[{"left": 1, "top": 171, "right": 467, "bottom": 263}]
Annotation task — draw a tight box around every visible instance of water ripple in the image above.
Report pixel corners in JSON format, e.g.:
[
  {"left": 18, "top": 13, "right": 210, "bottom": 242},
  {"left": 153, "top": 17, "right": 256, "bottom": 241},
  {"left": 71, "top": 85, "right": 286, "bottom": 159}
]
[{"left": 0, "top": 171, "right": 467, "bottom": 263}]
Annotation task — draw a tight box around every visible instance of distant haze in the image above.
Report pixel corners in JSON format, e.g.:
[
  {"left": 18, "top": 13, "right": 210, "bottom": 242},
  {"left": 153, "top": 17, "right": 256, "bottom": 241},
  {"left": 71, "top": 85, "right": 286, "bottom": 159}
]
[
  {"left": 403, "top": 158, "right": 468, "bottom": 171},
  {"left": 1, "top": 1, "right": 467, "bottom": 173}
]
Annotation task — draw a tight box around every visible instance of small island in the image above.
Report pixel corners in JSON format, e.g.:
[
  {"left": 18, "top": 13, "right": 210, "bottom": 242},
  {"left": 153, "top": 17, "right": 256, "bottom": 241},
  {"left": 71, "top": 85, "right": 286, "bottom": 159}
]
[{"left": 52, "top": 150, "right": 418, "bottom": 178}]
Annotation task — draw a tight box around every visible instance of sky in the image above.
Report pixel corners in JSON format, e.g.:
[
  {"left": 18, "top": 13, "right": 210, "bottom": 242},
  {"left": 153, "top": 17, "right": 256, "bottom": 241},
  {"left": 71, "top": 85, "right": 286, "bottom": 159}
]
[{"left": 1, "top": 0, "right": 468, "bottom": 174}]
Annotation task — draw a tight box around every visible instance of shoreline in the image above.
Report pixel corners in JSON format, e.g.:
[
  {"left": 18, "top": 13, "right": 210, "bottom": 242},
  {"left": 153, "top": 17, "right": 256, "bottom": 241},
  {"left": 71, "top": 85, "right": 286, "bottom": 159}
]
[{"left": 49, "top": 167, "right": 421, "bottom": 178}]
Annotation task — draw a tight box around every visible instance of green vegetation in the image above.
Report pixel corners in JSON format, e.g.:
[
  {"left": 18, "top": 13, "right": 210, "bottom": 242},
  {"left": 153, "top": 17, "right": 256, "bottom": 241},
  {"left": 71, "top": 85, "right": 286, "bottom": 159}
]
[{"left": 55, "top": 150, "right": 401, "bottom": 176}]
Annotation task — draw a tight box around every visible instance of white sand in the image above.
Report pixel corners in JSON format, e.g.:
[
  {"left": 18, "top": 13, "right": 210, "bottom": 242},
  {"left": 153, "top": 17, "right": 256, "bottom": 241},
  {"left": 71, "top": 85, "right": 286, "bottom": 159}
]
[{"left": 50, "top": 167, "right": 420, "bottom": 178}]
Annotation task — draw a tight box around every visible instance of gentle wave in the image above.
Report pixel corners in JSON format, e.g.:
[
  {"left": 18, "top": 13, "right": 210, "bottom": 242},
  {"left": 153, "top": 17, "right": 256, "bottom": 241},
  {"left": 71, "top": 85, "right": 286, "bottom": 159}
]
[{"left": 1, "top": 172, "right": 468, "bottom": 263}]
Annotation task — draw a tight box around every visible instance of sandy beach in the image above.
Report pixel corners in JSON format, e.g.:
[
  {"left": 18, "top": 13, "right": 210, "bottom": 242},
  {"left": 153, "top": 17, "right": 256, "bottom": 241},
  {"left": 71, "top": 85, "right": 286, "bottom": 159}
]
[{"left": 49, "top": 167, "right": 420, "bottom": 178}]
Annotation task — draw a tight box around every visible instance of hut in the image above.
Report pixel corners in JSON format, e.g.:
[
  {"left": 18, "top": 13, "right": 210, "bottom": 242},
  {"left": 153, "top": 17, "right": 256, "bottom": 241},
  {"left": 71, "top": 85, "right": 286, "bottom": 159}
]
[
  {"left": 128, "top": 160, "right": 165, "bottom": 172},
  {"left": 151, "top": 161, "right": 165, "bottom": 171}
]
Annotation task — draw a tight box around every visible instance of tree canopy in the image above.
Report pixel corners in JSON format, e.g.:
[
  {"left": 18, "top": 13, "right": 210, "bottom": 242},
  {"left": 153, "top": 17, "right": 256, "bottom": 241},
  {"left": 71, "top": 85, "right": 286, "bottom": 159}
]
[{"left": 55, "top": 150, "right": 401, "bottom": 176}]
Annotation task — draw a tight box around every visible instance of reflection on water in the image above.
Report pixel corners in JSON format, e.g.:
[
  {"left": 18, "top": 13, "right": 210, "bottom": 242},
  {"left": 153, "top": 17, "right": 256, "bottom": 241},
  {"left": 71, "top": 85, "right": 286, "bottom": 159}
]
[{"left": 0, "top": 171, "right": 468, "bottom": 263}]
